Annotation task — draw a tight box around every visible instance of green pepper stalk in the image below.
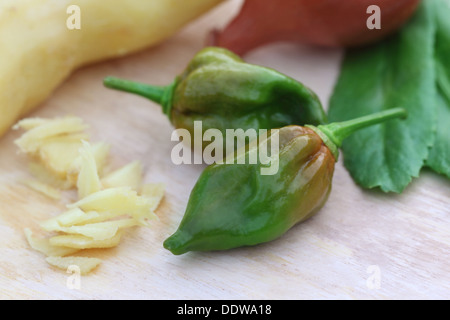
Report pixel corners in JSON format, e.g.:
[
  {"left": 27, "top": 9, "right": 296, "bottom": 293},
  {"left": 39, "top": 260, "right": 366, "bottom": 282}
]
[
  {"left": 103, "top": 47, "right": 327, "bottom": 152},
  {"left": 306, "top": 107, "right": 408, "bottom": 160},
  {"left": 103, "top": 77, "right": 176, "bottom": 118},
  {"left": 163, "top": 108, "right": 407, "bottom": 255}
]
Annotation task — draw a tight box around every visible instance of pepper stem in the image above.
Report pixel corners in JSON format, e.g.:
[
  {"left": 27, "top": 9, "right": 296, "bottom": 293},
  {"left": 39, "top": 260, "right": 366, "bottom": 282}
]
[
  {"left": 306, "top": 108, "right": 407, "bottom": 160},
  {"left": 103, "top": 76, "right": 176, "bottom": 118}
]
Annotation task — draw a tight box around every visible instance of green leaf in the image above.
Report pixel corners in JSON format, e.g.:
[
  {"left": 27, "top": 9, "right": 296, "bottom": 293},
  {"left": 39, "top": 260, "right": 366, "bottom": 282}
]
[
  {"left": 328, "top": 0, "right": 437, "bottom": 193},
  {"left": 427, "top": 89, "right": 450, "bottom": 178},
  {"left": 426, "top": 0, "right": 450, "bottom": 178}
]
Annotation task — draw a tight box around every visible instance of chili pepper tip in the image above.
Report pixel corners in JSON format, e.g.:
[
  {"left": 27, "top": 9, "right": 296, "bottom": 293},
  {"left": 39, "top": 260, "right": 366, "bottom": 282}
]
[{"left": 163, "top": 231, "right": 191, "bottom": 255}]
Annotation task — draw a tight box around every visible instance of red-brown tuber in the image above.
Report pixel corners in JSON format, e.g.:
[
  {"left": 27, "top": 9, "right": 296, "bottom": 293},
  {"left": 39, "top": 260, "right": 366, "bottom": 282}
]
[{"left": 208, "top": 0, "right": 421, "bottom": 56}]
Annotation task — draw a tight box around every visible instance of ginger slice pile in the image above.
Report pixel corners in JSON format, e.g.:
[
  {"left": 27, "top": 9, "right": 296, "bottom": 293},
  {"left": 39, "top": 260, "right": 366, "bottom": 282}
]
[{"left": 15, "top": 116, "right": 165, "bottom": 275}]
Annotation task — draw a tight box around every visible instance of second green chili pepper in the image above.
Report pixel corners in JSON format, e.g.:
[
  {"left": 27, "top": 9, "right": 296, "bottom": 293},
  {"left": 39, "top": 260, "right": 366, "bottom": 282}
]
[
  {"left": 103, "top": 47, "right": 327, "bottom": 152},
  {"left": 163, "top": 108, "right": 407, "bottom": 255}
]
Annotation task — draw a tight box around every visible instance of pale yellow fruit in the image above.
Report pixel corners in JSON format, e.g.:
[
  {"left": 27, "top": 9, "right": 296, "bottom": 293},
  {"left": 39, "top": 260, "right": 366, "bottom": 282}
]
[{"left": 0, "top": 0, "right": 223, "bottom": 137}]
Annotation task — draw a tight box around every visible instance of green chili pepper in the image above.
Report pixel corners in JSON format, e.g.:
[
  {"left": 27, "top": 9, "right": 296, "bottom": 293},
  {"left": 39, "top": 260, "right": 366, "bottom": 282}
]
[
  {"left": 103, "top": 47, "right": 327, "bottom": 151},
  {"left": 163, "top": 108, "right": 407, "bottom": 255}
]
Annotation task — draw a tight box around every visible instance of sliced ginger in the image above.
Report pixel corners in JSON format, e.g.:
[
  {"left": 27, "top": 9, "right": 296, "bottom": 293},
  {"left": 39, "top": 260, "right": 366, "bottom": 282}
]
[
  {"left": 24, "top": 228, "right": 79, "bottom": 257},
  {"left": 23, "top": 178, "right": 62, "bottom": 200},
  {"left": 101, "top": 160, "right": 143, "bottom": 191},
  {"left": 76, "top": 140, "right": 103, "bottom": 199},
  {"left": 68, "top": 142, "right": 110, "bottom": 185},
  {"left": 15, "top": 116, "right": 88, "bottom": 155},
  {"left": 46, "top": 256, "right": 102, "bottom": 275},
  {"left": 49, "top": 232, "right": 123, "bottom": 249},
  {"left": 16, "top": 116, "right": 165, "bottom": 274}
]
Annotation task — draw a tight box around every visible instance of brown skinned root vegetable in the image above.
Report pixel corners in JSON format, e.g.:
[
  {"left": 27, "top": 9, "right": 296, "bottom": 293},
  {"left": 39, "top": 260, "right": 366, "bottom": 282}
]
[
  {"left": 0, "top": 0, "right": 223, "bottom": 138},
  {"left": 208, "top": 0, "right": 420, "bottom": 56}
]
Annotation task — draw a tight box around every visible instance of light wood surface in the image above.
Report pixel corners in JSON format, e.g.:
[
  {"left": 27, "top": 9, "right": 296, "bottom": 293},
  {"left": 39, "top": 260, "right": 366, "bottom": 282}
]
[{"left": 0, "top": 0, "right": 449, "bottom": 300}]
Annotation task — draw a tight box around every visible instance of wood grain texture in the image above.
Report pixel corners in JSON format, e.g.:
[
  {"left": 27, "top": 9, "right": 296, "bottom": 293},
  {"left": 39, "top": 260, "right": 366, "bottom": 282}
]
[{"left": 0, "top": 0, "right": 449, "bottom": 300}]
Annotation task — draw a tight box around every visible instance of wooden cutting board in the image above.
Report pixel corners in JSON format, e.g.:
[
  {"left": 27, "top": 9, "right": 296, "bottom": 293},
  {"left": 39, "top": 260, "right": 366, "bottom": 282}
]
[{"left": 0, "top": 0, "right": 449, "bottom": 300}]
